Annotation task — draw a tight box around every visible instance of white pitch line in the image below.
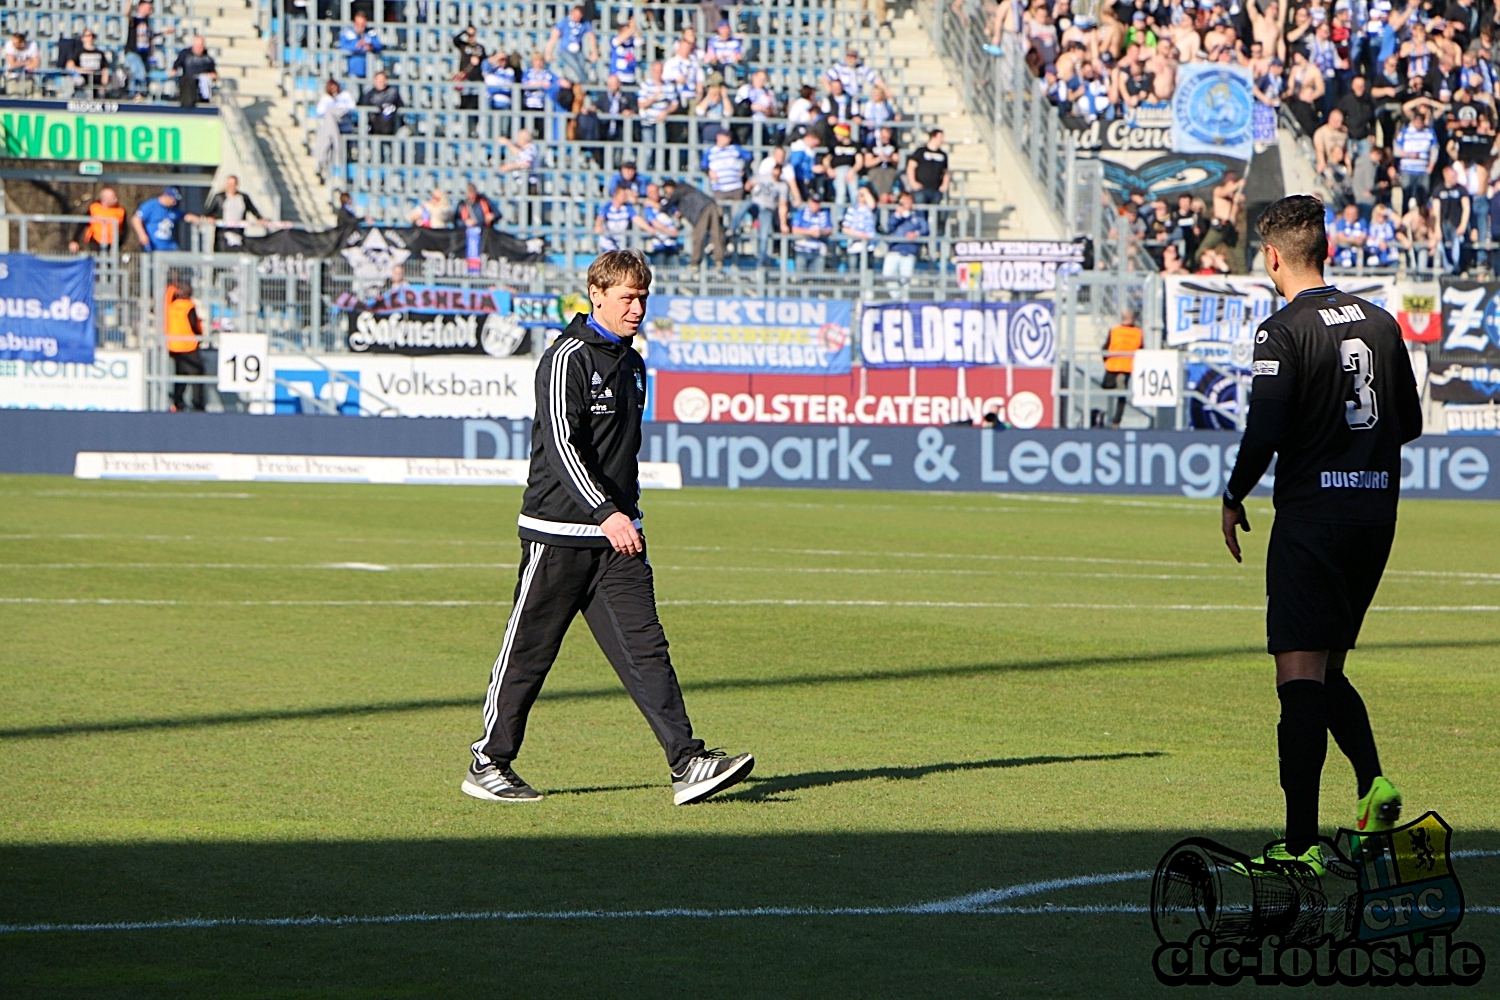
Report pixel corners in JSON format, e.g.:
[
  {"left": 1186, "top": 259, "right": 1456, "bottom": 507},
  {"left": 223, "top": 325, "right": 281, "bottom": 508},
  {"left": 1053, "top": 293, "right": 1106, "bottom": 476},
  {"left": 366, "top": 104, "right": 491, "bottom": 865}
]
[
  {"left": 4, "top": 855, "right": 1497, "bottom": 935},
  {"left": 7, "top": 597, "right": 1500, "bottom": 613}
]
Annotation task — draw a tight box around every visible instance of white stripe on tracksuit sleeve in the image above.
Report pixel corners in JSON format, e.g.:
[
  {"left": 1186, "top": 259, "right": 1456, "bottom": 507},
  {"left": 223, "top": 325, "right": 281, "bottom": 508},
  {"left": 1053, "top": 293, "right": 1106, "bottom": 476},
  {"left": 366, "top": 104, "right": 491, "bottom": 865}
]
[{"left": 547, "top": 340, "right": 610, "bottom": 511}]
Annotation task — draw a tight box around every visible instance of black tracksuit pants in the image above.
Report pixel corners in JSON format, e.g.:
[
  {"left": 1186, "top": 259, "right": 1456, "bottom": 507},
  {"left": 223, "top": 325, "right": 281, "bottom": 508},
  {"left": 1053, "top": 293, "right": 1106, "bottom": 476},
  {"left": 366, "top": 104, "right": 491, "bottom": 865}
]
[{"left": 471, "top": 540, "right": 705, "bottom": 770}]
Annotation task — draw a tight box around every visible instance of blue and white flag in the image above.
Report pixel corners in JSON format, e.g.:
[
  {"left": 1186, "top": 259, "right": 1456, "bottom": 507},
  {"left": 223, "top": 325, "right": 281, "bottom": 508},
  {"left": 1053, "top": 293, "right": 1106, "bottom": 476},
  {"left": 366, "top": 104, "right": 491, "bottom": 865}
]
[
  {"left": 0, "top": 254, "right": 96, "bottom": 363},
  {"left": 1172, "top": 64, "right": 1255, "bottom": 163}
]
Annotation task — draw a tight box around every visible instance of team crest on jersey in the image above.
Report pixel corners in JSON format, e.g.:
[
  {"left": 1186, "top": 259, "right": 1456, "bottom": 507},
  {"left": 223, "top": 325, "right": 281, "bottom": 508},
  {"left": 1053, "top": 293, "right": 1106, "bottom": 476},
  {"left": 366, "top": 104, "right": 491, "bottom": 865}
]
[{"left": 1318, "top": 304, "right": 1367, "bottom": 326}]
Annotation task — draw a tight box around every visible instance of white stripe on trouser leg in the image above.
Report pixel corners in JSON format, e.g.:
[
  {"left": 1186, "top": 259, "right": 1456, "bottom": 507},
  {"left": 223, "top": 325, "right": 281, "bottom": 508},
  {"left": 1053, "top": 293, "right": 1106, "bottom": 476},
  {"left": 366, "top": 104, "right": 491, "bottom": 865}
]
[{"left": 473, "top": 541, "right": 546, "bottom": 763}]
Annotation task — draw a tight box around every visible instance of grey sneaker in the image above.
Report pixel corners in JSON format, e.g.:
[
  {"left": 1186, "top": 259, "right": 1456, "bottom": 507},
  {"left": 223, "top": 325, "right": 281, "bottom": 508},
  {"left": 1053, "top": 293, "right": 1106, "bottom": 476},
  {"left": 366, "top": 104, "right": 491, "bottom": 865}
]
[
  {"left": 671, "top": 749, "right": 754, "bottom": 805},
  {"left": 461, "top": 760, "right": 543, "bottom": 802}
]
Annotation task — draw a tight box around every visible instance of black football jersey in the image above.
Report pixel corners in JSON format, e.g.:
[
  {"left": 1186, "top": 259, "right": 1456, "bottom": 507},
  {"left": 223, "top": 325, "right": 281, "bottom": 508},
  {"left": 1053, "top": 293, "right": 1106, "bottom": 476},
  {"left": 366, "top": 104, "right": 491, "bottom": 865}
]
[{"left": 1248, "top": 284, "right": 1423, "bottom": 524}]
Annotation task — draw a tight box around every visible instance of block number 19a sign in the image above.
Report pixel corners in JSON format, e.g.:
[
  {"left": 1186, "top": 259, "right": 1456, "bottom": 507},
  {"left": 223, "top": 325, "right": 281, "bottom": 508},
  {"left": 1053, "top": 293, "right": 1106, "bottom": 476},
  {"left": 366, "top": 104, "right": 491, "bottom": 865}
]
[
  {"left": 1131, "top": 349, "right": 1181, "bottom": 408},
  {"left": 218, "top": 333, "right": 270, "bottom": 394}
]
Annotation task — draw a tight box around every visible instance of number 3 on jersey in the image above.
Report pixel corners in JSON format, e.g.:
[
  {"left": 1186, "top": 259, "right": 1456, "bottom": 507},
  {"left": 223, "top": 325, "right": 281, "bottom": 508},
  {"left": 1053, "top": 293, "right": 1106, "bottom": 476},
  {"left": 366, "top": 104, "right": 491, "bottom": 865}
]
[{"left": 1341, "top": 338, "right": 1378, "bottom": 430}]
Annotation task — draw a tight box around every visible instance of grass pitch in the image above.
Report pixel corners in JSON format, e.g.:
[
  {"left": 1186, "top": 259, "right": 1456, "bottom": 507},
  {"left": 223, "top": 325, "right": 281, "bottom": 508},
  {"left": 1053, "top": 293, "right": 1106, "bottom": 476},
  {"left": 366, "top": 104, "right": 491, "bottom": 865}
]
[{"left": 1, "top": 475, "right": 1497, "bottom": 998}]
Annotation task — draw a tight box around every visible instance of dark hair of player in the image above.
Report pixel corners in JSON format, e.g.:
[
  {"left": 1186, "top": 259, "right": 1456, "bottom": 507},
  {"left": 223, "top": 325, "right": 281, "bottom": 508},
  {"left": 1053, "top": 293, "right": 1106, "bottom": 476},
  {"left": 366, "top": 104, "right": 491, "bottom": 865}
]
[{"left": 1255, "top": 195, "right": 1328, "bottom": 271}]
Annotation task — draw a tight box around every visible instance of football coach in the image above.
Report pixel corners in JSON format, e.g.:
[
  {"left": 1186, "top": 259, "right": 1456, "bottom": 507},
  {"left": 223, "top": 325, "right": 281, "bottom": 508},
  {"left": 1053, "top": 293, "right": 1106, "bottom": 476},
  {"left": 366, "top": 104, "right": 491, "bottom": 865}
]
[{"left": 463, "top": 248, "right": 754, "bottom": 806}]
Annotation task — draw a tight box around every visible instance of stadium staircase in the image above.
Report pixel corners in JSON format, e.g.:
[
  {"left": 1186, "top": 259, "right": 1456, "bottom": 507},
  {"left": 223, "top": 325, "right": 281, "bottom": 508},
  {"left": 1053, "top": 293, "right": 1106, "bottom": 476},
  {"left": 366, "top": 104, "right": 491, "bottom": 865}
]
[
  {"left": 198, "top": 0, "right": 336, "bottom": 226},
  {"left": 187, "top": 0, "right": 1058, "bottom": 237},
  {"left": 886, "top": 8, "right": 1062, "bottom": 240}
]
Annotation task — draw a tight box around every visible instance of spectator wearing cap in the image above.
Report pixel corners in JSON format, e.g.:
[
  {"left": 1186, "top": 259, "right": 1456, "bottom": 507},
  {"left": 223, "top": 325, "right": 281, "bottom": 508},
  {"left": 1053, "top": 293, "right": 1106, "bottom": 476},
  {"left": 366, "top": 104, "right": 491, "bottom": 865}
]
[
  {"left": 608, "top": 161, "right": 649, "bottom": 200},
  {"left": 171, "top": 35, "right": 217, "bottom": 108},
  {"left": 132, "top": 187, "right": 201, "bottom": 252},
  {"left": 827, "top": 46, "right": 882, "bottom": 99},
  {"left": 339, "top": 11, "right": 382, "bottom": 81},
  {"left": 702, "top": 128, "right": 753, "bottom": 201},
  {"left": 694, "top": 76, "right": 736, "bottom": 143},
  {"left": 828, "top": 123, "right": 863, "bottom": 205},
  {"left": 703, "top": 19, "right": 745, "bottom": 84},
  {"left": 1126, "top": 12, "right": 1157, "bottom": 48},
  {"left": 906, "top": 129, "right": 950, "bottom": 206},
  {"left": 595, "top": 185, "right": 646, "bottom": 252},
  {"left": 3, "top": 32, "right": 40, "bottom": 96}
]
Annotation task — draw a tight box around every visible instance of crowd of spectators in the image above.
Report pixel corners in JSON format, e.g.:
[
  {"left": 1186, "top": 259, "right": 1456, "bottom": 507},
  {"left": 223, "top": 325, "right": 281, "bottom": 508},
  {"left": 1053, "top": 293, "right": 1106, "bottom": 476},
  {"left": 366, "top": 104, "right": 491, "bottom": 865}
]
[
  {"left": 3, "top": 1, "right": 215, "bottom": 105},
  {"left": 313, "top": 7, "right": 956, "bottom": 271},
  {"left": 995, "top": 0, "right": 1500, "bottom": 274}
]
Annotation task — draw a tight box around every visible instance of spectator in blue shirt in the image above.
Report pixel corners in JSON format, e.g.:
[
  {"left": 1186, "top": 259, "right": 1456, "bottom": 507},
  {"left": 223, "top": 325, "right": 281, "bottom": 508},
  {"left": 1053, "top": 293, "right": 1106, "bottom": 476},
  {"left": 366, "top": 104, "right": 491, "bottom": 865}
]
[
  {"left": 704, "top": 20, "right": 745, "bottom": 84},
  {"left": 786, "top": 131, "right": 825, "bottom": 202},
  {"left": 1329, "top": 202, "right": 1368, "bottom": 268},
  {"left": 546, "top": 6, "right": 598, "bottom": 89},
  {"left": 131, "top": 187, "right": 200, "bottom": 252},
  {"left": 1365, "top": 203, "right": 1399, "bottom": 267},
  {"left": 791, "top": 196, "right": 833, "bottom": 272},
  {"left": 607, "top": 14, "right": 642, "bottom": 85},
  {"left": 882, "top": 190, "right": 928, "bottom": 283},
  {"left": 338, "top": 12, "right": 382, "bottom": 80},
  {"left": 701, "top": 129, "right": 753, "bottom": 199},
  {"left": 841, "top": 186, "right": 878, "bottom": 271},
  {"left": 521, "top": 53, "right": 558, "bottom": 135},
  {"left": 640, "top": 183, "right": 682, "bottom": 265},
  {"left": 596, "top": 186, "right": 646, "bottom": 252},
  {"left": 607, "top": 161, "right": 649, "bottom": 200}
]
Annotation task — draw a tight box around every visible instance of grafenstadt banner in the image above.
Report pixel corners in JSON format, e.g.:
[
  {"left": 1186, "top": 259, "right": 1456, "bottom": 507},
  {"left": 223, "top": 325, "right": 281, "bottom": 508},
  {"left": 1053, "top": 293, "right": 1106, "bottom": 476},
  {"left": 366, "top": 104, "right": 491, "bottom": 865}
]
[
  {"left": 951, "top": 239, "right": 1090, "bottom": 293},
  {"left": 858, "top": 301, "right": 1056, "bottom": 368},
  {"left": 339, "top": 284, "right": 528, "bottom": 357},
  {"left": 641, "top": 296, "right": 852, "bottom": 375},
  {"left": 0, "top": 254, "right": 97, "bottom": 364}
]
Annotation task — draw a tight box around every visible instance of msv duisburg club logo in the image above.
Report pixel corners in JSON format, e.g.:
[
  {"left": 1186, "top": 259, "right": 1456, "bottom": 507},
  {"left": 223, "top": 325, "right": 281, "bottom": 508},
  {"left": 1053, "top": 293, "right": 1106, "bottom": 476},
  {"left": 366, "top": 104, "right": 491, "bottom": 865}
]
[{"left": 1150, "top": 813, "right": 1485, "bottom": 986}]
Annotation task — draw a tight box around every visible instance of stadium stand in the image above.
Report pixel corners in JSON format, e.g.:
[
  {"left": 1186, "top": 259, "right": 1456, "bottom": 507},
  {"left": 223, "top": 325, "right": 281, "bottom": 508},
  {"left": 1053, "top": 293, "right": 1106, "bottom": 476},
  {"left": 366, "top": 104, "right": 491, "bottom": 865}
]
[{"left": 1, "top": 0, "right": 208, "bottom": 102}]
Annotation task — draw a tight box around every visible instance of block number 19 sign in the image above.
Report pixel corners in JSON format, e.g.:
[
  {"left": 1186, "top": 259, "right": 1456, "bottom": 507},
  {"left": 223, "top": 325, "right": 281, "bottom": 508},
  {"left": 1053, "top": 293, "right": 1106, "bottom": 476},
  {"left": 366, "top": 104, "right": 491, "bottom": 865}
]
[
  {"left": 217, "top": 333, "right": 270, "bottom": 394},
  {"left": 1131, "top": 349, "right": 1181, "bottom": 409}
]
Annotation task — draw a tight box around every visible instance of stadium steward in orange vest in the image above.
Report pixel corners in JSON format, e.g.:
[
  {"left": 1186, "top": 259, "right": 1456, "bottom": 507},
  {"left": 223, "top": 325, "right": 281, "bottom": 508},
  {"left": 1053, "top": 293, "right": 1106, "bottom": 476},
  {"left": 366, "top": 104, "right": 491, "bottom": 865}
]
[
  {"left": 165, "top": 280, "right": 207, "bottom": 412},
  {"left": 68, "top": 188, "right": 125, "bottom": 254},
  {"left": 1102, "top": 308, "right": 1143, "bottom": 428}
]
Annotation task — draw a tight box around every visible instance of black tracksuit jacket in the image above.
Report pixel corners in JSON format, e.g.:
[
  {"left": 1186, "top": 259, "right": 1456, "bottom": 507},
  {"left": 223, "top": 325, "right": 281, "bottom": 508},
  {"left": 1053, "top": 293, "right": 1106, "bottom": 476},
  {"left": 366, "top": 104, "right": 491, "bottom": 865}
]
[{"left": 517, "top": 313, "right": 646, "bottom": 547}]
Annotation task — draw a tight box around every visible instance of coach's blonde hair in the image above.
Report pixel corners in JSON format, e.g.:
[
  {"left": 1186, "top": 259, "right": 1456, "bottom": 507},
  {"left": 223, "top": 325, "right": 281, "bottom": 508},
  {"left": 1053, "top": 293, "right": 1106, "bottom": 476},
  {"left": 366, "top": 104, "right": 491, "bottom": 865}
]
[{"left": 587, "top": 249, "right": 653, "bottom": 293}]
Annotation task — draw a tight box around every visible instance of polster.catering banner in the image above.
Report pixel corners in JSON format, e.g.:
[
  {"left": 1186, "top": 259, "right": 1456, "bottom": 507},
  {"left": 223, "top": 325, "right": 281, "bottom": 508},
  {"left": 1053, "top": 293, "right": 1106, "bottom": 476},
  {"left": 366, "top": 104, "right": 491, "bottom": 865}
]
[
  {"left": 858, "top": 301, "right": 1055, "bottom": 368},
  {"left": 640, "top": 296, "right": 852, "bottom": 375},
  {"left": 0, "top": 254, "right": 97, "bottom": 363}
]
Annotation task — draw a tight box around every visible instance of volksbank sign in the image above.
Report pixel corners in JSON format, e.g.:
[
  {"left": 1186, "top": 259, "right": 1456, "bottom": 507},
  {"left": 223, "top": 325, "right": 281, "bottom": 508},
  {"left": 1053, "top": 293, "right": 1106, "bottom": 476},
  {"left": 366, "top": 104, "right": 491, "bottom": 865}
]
[{"left": 0, "top": 100, "right": 221, "bottom": 166}]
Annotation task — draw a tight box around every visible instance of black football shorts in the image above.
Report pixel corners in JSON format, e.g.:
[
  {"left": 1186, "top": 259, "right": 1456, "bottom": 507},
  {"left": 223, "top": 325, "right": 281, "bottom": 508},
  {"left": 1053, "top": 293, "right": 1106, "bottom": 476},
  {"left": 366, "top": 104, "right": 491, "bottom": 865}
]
[{"left": 1265, "top": 517, "right": 1396, "bottom": 654}]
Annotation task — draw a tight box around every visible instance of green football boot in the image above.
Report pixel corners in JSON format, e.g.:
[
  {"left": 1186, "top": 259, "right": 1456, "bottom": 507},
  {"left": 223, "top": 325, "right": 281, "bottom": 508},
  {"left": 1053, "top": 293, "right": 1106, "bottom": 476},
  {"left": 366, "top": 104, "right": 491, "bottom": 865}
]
[
  {"left": 1349, "top": 776, "right": 1403, "bottom": 860},
  {"left": 1355, "top": 776, "right": 1403, "bottom": 834},
  {"left": 1232, "top": 841, "right": 1329, "bottom": 878}
]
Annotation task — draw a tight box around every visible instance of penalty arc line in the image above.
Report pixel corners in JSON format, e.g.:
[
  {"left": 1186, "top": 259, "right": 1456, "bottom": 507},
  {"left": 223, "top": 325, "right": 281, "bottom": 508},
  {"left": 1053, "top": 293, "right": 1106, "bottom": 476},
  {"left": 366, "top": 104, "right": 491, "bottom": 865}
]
[{"left": 3, "top": 852, "right": 1497, "bottom": 935}]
